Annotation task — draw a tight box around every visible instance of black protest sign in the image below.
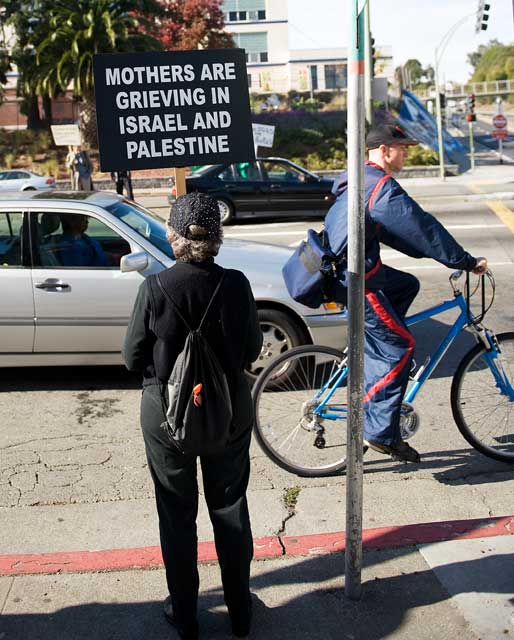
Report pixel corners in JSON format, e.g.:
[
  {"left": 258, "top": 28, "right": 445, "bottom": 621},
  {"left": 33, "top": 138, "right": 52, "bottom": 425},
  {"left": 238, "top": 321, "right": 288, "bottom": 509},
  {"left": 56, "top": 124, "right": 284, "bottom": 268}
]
[{"left": 93, "top": 49, "right": 255, "bottom": 171}]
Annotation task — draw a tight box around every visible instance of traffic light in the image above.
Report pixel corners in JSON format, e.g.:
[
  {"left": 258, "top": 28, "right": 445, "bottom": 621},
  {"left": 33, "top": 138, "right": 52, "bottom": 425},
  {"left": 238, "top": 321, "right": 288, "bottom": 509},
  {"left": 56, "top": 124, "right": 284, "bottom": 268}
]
[
  {"left": 475, "top": 1, "right": 491, "bottom": 33},
  {"left": 439, "top": 93, "right": 446, "bottom": 125},
  {"left": 466, "top": 93, "right": 477, "bottom": 121},
  {"left": 370, "top": 36, "right": 376, "bottom": 76}
]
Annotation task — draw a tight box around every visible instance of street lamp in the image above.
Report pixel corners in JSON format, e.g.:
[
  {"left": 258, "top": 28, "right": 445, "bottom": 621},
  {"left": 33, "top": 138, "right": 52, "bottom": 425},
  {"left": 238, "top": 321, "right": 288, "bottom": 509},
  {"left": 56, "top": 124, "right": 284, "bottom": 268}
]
[{"left": 434, "top": 12, "right": 477, "bottom": 180}]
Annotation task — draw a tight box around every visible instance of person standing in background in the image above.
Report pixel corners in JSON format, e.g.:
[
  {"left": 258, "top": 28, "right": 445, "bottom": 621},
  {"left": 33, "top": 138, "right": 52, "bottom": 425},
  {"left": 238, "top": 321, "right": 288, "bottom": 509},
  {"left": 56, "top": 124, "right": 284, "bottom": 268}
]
[
  {"left": 65, "top": 146, "right": 77, "bottom": 189},
  {"left": 110, "top": 170, "right": 134, "bottom": 200},
  {"left": 73, "top": 146, "right": 94, "bottom": 191}
]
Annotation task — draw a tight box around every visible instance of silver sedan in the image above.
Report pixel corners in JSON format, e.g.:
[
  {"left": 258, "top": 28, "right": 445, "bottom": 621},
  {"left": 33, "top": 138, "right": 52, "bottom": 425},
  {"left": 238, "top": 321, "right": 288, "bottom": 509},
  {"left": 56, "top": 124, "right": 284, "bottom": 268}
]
[
  {"left": 0, "top": 169, "right": 56, "bottom": 191},
  {"left": 0, "top": 191, "right": 347, "bottom": 377}
]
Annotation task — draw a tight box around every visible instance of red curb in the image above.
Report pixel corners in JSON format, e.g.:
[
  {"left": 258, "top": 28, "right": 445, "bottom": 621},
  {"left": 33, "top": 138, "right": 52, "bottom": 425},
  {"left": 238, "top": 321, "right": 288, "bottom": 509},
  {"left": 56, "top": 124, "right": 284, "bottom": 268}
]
[
  {"left": 0, "top": 515, "right": 512, "bottom": 577},
  {"left": 282, "top": 515, "right": 514, "bottom": 556}
]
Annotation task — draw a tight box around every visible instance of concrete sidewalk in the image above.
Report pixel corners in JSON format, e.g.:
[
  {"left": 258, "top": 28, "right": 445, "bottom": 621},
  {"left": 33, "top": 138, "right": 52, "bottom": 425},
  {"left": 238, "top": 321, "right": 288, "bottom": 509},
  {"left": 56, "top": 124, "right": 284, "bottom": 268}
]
[{"left": 1, "top": 516, "right": 513, "bottom": 640}]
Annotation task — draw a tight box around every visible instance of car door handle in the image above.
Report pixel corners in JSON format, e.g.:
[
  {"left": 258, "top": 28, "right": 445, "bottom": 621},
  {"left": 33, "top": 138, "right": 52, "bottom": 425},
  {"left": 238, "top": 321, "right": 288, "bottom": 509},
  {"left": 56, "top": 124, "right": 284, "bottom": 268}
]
[
  {"left": 35, "top": 279, "right": 70, "bottom": 290},
  {"left": 269, "top": 184, "right": 282, "bottom": 190}
]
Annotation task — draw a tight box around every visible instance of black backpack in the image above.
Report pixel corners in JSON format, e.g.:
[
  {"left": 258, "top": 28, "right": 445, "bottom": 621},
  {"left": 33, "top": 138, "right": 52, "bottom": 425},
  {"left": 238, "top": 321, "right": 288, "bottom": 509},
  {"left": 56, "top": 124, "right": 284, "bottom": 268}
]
[{"left": 156, "top": 272, "right": 233, "bottom": 456}]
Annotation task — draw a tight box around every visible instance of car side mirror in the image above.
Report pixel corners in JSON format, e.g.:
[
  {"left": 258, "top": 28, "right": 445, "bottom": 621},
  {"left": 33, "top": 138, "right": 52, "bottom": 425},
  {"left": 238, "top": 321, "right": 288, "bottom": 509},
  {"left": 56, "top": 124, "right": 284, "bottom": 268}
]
[{"left": 120, "top": 251, "right": 148, "bottom": 273}]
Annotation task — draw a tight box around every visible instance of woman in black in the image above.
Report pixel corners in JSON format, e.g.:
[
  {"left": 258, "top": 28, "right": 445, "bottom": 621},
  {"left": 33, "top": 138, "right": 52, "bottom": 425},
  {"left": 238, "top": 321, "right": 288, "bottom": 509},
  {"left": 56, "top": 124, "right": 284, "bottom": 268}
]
[{"left": 123, "top": 193, "right": 263, "bottom": 639}]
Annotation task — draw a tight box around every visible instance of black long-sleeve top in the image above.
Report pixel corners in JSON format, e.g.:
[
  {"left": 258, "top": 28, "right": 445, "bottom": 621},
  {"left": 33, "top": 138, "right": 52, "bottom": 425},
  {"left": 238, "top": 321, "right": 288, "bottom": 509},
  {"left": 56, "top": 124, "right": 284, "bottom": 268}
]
[{"left": 123, "top": 259, "right": 263, "bottom": 432}]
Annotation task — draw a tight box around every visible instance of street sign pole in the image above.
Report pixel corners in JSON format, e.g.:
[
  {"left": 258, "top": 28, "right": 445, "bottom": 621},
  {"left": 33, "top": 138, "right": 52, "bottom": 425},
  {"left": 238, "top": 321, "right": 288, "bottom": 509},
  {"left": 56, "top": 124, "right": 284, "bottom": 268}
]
[
  {"left": 363, "top": 0, "right": 373, "bottom": 126},
  {"left": 345, "top": 0, "right": 366, "bottom": 602},
  {"left": 468, "top": 120, "right": 475, "bottom": 171}
]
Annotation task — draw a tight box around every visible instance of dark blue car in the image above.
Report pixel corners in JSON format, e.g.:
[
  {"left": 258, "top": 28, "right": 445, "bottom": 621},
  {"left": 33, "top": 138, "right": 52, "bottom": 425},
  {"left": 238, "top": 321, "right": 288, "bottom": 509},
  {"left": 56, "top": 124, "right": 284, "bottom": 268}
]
[{"left": 169, "top": 157, "right": 335, "bottom": 224}]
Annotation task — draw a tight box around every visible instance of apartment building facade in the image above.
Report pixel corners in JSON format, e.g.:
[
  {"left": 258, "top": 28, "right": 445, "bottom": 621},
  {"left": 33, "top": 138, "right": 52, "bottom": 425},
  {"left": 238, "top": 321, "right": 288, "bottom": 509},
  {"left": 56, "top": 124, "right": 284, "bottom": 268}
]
[{"left": 222, "top": 0, "right": 393, "bottom": 94}]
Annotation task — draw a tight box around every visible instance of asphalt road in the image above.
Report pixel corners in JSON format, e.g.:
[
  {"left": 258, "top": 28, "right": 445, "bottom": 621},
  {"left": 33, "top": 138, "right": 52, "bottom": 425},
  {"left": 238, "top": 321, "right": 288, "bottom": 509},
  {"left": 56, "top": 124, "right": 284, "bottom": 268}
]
[
  {"left": 1, "top": 191, "right": 513, "bottom": 547},
  {"left": 452, "top": 114, "right": 514, "bottom": 163}
]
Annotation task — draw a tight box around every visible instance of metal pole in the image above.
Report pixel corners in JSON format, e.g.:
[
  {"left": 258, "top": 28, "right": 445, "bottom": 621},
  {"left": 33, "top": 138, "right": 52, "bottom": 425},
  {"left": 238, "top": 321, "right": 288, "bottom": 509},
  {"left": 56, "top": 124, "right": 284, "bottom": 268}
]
[
  {"left": 433, "top": 11, "right": 477, "bottom": 182},
  {"left": 499, "top": 137, "right": 503, "bottom": 164},
  {"left": 468, "top": 120, "right": 475, "bottom": 171},
  {"left": 345, "top": 0, "right": 365, "bottom": 602},
  {"left": 364, "top": 0, "right": 373, "bottom": 126},
  {"left": 434, "top": 54, "right": 445, "bottom": 181}
]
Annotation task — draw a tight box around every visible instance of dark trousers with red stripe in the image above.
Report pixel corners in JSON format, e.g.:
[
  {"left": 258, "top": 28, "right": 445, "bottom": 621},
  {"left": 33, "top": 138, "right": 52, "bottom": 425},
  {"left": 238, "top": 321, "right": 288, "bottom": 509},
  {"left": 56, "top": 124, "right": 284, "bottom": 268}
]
[{"left": 363, "top": 266, "right": 420, "bottom": 445}]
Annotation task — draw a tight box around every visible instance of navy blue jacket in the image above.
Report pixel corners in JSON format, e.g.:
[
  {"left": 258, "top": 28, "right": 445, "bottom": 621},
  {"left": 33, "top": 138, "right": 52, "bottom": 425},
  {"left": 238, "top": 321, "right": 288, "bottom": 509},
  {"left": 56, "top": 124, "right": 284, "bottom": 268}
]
[{"left": 324, "top": 162, "right": 477, "bottom": 290}]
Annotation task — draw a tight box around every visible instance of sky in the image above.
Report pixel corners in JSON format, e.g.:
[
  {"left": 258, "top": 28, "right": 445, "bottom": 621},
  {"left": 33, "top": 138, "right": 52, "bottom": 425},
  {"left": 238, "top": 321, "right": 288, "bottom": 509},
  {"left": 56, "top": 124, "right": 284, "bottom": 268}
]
[{"left": 288, "top": 0, "right": 514, "bottom": 84}]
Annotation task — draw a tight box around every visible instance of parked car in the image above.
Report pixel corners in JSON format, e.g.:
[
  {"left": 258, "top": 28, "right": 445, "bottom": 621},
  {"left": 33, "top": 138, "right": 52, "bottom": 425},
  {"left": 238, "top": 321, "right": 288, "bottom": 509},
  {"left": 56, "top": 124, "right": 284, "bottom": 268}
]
[
  {"left": 0, "top": 191, "right": 347, "bottom": 378},
  {"left": 169, "top": 157, "right": 335, "bottom": 224},
  {"left": 0, "top": 169, "right": 56, "bottom": 192}
]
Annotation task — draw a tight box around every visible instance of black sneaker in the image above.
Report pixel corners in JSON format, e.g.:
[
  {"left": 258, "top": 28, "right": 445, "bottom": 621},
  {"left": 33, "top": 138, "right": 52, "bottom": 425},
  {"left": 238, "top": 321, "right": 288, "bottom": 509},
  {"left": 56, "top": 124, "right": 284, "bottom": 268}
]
[
  {"left": 163, "top": 596, "right": 199, "bottom": 640},
  {"left": 364, "top": 438, "right": 421, "bottom": 463}
]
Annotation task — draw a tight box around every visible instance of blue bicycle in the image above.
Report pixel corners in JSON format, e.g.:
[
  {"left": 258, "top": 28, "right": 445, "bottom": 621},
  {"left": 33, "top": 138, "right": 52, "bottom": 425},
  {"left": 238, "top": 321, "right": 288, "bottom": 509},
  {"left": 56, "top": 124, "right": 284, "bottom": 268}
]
[{"left": 252, "top": 270, "right": 514, "bottom": 477}]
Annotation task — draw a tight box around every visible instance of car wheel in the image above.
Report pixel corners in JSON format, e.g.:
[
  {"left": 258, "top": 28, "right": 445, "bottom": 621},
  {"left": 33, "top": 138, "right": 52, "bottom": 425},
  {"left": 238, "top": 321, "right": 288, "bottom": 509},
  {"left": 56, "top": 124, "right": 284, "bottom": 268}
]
[
  {"left": 246, "top": 309, "right": 305, "bottom": 382},
  {"left": 217, "top": 198, "right": 235, "bottom": 225}
]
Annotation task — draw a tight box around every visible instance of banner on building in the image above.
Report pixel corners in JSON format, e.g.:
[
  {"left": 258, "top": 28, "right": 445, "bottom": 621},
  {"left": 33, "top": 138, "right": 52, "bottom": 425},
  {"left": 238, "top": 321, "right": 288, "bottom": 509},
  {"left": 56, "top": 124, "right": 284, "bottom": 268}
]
[
  {"left": 93, "top": 49, "right": 255, "bottom": 171},
  {"left": 50, "top": 124, "right": 81, "bottom": 146}
]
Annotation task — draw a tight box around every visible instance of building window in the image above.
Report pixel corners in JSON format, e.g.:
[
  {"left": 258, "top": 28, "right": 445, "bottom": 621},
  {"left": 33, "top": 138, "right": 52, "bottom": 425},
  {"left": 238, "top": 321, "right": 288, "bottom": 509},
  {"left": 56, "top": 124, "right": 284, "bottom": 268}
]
[
  {"left": 233, "top": 32, "right": 268, "bottom": 64},
  {"left": 247, "top": 74, "right": 252, "bottom": 87},
  {"left": 222, "top": 1, "right": 265, "bottom": 22},
  {"left": 324, "top": 64, "right": 347, "bottom": 90}
]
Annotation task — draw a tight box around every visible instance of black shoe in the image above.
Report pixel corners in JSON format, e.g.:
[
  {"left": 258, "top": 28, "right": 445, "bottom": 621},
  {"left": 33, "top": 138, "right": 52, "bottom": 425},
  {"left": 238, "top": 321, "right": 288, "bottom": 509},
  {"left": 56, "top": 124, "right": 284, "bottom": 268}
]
[
  {"left": 163, "top": 596, "right": 199, "bottom": 640},
  {"left": 364, "top": 438, "right": 421, "bottom": 463}
]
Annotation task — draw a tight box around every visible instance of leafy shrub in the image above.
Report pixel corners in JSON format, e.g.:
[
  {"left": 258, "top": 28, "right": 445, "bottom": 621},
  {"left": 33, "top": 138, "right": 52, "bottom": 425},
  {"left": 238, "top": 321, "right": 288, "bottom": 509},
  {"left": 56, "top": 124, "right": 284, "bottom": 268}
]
[
  {"left": 40, "top": 158, "right": 60, "bottom": 178},
  {"left": 3, "top": 153, "right": 14, "bottom": 169},
  {"left": 405, "top": 145, "right": 438, "bottom": 166}
]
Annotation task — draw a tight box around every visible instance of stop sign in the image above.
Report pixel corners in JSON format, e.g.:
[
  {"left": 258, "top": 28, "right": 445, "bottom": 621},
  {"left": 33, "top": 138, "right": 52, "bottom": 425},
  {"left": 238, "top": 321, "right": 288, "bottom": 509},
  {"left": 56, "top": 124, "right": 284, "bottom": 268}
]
[{"left": 493, "top": 114, "right": 507, "bottom": 129}]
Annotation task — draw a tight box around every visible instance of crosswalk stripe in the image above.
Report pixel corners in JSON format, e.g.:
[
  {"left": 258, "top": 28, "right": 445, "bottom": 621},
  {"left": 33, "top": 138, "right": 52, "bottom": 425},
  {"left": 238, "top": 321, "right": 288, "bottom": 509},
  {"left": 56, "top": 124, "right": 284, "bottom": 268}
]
[{"left": 227, "top": 223, "right": 505, "bottom": 240}]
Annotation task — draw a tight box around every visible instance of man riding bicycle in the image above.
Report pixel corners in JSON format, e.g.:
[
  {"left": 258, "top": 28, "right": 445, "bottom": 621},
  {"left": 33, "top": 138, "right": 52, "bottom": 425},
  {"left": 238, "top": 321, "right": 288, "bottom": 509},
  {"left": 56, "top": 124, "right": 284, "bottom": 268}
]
[{"left": 325, "top": 123, "right": 487, "bottom": 463}]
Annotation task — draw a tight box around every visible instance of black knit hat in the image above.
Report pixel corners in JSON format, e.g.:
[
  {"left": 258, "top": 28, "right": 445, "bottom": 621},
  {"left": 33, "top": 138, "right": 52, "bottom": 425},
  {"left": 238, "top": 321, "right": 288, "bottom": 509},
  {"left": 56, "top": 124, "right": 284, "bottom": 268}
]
[
  {"left": 168, "top": 192, "right": 221, "bottom": 239},
  {"left": 366, "top": 124, "right": 419, "bottom": 149}
]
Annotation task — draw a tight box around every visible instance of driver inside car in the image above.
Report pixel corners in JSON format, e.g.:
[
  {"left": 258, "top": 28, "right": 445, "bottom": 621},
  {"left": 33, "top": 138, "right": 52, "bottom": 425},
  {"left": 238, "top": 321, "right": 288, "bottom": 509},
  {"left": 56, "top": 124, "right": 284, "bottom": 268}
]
[{"left": 50, "top": 214, "right": 109, "bottom": 267}]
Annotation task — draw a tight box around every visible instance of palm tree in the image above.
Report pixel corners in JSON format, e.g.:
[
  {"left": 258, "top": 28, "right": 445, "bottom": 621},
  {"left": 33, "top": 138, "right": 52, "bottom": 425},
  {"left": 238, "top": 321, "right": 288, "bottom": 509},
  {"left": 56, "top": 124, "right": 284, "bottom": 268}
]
[{"left": 35, "top": 0, "right": 162, "bottom": 146}]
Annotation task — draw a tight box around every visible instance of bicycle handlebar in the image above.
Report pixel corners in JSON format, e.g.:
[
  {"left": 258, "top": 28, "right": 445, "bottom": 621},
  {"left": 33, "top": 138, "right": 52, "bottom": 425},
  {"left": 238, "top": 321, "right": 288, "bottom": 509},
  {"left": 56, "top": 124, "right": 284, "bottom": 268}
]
[{"left": 449, "top": 269, "right": 495, "bottom": 325}]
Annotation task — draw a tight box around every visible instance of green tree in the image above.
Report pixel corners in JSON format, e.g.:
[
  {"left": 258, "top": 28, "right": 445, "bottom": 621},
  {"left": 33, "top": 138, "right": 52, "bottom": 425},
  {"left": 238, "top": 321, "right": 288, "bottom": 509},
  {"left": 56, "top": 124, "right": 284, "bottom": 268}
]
[
  {"left": 400, "top": 59, "right": 434, "bottom": 89},
  {"left": 33, "top": 0, "right": 163, "bottom": 145},
  {"left": 469, "top": 41, "right": 514, "bottom": 83},
  {"left": 155, "top": 0, "right": 233, "bottom": 50}
]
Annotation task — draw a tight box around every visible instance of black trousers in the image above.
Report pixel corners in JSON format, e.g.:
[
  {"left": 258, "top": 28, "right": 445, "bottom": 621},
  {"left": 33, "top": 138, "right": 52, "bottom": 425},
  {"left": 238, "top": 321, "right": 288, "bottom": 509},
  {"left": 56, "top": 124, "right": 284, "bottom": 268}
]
[{"left": 140, "top": 385, "right": 253, "bottom": 631}]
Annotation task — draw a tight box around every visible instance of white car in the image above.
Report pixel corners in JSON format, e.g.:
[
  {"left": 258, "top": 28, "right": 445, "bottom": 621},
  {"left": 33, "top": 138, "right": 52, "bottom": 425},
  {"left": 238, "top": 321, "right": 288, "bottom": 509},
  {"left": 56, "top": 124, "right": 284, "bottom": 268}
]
[
  {"left": 0, "top": 191, "right": 347, "bottom": 377},
  {"left": 0, "top": 169, "right": 56, "bottom": 191}
]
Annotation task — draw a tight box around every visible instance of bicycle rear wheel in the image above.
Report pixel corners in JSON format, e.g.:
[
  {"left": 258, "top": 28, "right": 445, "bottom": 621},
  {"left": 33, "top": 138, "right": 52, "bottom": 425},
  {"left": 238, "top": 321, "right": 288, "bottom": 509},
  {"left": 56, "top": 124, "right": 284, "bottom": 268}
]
[
  {"left": 252, "top": 345, "right": 348, "bottom": 477},
  {"left": 451, "top": 331, "right": 514, "bottom": 463}
]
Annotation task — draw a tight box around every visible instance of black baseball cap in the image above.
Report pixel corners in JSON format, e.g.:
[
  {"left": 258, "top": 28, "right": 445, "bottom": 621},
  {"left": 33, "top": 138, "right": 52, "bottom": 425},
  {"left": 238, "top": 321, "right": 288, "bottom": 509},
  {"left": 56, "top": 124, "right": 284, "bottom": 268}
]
[
  {"left": 366, "top": 124, "right": 419, "bottom": 149},
  {"left": 168, "top": 192, "right": 221, "bottom": 239}
]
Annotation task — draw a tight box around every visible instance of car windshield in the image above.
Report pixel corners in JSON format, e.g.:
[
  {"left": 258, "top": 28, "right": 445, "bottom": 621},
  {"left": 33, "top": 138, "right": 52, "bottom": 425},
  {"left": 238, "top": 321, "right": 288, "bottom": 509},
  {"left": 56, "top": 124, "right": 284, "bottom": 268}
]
[{"left": 105, "top": 200, "right": 173, "bottom": 259}]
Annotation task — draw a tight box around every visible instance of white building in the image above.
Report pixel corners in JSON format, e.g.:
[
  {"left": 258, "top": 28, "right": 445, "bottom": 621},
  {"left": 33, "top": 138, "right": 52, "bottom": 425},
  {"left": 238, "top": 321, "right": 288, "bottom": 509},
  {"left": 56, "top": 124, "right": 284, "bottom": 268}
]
[{"left": 222, "top": 0, "right": 393, "bottom": 94}]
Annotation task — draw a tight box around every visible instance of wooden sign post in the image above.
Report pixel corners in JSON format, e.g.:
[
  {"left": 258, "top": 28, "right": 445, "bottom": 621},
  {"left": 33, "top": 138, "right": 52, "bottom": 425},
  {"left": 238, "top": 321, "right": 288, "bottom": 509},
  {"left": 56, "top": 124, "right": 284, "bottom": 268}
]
[{"left": 173, "top": 167, "right": 188, "bottom": 197}]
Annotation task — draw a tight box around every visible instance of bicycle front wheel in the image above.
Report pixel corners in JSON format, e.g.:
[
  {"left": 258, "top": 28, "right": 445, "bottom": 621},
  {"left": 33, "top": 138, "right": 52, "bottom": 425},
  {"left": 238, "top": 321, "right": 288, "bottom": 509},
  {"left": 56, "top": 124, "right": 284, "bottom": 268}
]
[
  {"left": 451, "top": 331, "right": 514, "bottom": 463},
  {"left": 252, "top": 345, "right": 348, "bottom": 477}
]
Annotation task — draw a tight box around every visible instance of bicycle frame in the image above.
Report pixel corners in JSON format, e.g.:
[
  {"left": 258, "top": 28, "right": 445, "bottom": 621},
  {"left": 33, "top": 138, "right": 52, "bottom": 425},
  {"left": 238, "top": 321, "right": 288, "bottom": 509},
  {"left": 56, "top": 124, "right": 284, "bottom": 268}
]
[{"left": 313, "top": 289, "right": 508, "bottom": 419}]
